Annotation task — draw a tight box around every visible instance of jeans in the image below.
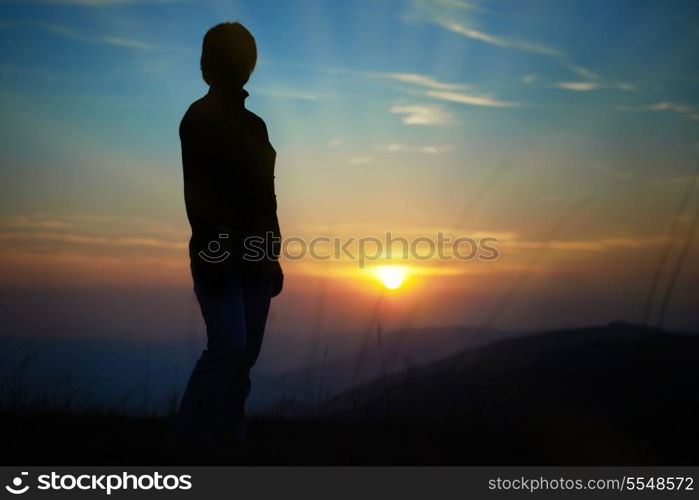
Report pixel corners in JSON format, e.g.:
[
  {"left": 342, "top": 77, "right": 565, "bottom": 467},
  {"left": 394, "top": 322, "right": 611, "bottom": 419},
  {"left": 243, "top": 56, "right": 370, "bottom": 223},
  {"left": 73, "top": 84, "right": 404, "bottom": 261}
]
[{"left": 177, "top": 263, "right": 272, "bottom": 443}]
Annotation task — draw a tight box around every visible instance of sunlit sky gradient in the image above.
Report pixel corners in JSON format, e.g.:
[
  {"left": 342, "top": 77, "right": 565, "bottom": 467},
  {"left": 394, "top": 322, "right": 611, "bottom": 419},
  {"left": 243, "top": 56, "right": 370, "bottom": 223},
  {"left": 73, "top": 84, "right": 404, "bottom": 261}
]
[{"left": 1, "top": 0, "right": 698, "bottom": 339}]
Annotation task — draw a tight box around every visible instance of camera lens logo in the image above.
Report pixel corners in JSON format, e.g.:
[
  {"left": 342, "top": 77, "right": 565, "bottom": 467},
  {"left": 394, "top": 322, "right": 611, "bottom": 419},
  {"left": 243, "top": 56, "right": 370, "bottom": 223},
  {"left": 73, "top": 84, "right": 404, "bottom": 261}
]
[
  {"left": 198, "top": 233, "right": 231, "bottom": 263},
  {"left": 5, "top": 472, "right": 29, "bottom": 495}
]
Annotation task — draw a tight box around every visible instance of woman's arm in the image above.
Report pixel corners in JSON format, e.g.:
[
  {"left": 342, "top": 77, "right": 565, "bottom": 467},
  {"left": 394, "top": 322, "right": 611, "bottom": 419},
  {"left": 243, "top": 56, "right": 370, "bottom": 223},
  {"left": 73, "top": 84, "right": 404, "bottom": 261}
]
[{"left": 180, "top": 106, "right": 242, "bottom": 233}]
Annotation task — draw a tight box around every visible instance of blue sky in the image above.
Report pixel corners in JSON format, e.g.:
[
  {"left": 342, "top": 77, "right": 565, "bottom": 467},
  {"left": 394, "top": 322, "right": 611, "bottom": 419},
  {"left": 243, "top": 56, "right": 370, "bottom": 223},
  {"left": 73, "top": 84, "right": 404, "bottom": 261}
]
[{"left": 0, "top": 0, "right": 698, "bottom": 333}]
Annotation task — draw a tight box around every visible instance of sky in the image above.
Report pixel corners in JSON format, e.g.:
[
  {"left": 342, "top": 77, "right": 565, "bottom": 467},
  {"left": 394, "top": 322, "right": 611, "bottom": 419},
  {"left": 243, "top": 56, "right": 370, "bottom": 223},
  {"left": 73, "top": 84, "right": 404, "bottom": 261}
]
[{"left": 0, "top": 0, "right": 698, "bottom": 346}]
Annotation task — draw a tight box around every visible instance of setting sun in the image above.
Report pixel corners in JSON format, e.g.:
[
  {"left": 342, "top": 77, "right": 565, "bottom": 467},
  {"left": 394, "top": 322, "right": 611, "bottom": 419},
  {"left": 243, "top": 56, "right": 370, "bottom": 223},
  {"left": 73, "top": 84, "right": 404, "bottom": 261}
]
[{"left": 375, "top": 265, "right": 408, "bottom": 290}]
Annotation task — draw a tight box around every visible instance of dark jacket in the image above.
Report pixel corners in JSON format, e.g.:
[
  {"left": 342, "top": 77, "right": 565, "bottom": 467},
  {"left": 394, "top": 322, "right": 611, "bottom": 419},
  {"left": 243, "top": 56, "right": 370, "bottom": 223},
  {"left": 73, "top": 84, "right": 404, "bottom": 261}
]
[{"left": 179, "top": 86, "right": 282, "bottom": 275}]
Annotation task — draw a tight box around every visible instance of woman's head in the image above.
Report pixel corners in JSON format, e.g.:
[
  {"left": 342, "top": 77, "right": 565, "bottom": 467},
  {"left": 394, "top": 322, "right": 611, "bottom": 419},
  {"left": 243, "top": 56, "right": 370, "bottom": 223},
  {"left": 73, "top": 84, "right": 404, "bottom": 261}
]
[{"left": 200, "top": 22, "right": 257, "bottom": 89}]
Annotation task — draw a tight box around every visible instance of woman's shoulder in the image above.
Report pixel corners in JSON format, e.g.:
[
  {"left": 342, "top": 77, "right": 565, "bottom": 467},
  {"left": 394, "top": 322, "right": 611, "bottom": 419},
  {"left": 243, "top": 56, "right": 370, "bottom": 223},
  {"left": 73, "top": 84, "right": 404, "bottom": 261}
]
[
  {"left": 179, "top": 96, "right": 214, "bottom": 136},
  {"left": 244, "top": 109, "right": 269, "bottom": 137},
  {"left": 182, "top": 96, "right": 209, "bottom": 122}
]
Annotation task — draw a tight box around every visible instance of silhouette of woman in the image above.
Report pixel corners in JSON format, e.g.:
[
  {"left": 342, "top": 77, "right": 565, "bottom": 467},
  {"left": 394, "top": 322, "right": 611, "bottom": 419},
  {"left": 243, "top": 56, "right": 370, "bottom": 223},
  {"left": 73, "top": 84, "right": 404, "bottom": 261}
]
[{"left": 176, "top": 22, "right": 283, "bottom": 447}]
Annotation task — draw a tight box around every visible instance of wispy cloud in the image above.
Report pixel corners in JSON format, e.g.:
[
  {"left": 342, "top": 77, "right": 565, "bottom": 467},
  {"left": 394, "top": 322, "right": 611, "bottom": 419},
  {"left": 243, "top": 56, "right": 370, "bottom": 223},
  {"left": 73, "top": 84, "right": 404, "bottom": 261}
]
[
  {"left": 554, "top": 82, "right": 634, "bottom": 91},
  {"left": 421, "top": 0, "right": 488, "bottom": 13},
  {"left": 565, "top": 64, "right": 598, "bottom": 81},
  {"left": 264, "top": 60, "right": 523, "bottom": 113},
  {"left": 373, "top": 71, "right": 520, "bottom": 110},
  {"left": 377, "top": 143, "right": 450, "bottom": 154},
  {"left": 0, "top": 214, "right": 187, "bottom": 253},
  {"left": 2, "top": 215, "right": 70, "bottom": 229},
  {"left": 440, "top": 20, "right": 558, "bottom": 56},
  {"left": 19, "top": 0, "right": 181, "bottom": 5},
  {"left": 406, "top": 0, "right": 598, "bottom": 80},
  {"left": 370, "top": 72, "right": 469, "bottom": 90},
  {"left": 389, "top": 105, "right": 454, "bottom": 125},
  {"left": 617, "top": 101, "right": 696, "bottom": 119},
  {"left": 0, "top": 231, "right": 186, "bottom": 250},
  {"left": 505, "top": 236, "right": 667, "bottom": 252},
  {"left": 41, "top": 23, "right": 158, "bottom": 50},
  {"left": 441, "top": 20, "right": 597, "bottom": 80},
  {"left": 0, "top": 213, "right": 185, "bottom": 237},
  {"left": 554, "top": 82, "right": 600, "bottom": 91},
  {"left": 647, "top": 102, "right": 693, "bottom": 112},
  {"left": 426, "top": 89, "right": 520, "bottom": 108},
  {"left": 4, "top": 21, "right": 170, "bottom": 51},
  {"left": 374, "top": 71, "right": 520, "bottom": 110}
]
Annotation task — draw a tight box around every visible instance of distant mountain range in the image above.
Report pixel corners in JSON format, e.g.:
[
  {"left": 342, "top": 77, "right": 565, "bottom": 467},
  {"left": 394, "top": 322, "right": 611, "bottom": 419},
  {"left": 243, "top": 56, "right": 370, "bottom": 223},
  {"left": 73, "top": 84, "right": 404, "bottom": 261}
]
[{"left": 263, "top": 322, "right": 699, "bottom": 463}]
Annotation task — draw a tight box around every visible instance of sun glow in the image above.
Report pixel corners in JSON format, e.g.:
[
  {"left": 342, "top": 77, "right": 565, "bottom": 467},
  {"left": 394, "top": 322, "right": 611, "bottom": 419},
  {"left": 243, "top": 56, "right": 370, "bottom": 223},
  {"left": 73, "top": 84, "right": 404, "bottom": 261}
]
[{"left": 375, "top": 265, "right": 408, "bottom": 290}]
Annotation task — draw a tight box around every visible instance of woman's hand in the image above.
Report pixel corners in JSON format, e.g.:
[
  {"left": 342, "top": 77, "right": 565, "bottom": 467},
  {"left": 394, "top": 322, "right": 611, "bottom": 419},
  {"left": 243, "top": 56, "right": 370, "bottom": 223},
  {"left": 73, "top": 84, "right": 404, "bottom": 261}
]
[{"left": 271, "top": 260, "right": 284, "bottom": 297}]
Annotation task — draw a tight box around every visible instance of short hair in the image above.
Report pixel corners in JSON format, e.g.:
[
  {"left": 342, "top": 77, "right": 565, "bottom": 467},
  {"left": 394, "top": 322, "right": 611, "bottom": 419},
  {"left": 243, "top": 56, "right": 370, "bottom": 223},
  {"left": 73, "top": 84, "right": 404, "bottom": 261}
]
[{"left": 200, "top": 22, "right": 257, "bottom": 88}]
